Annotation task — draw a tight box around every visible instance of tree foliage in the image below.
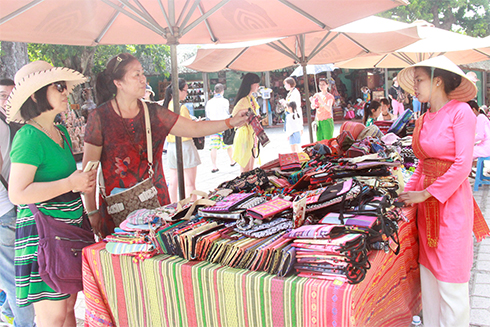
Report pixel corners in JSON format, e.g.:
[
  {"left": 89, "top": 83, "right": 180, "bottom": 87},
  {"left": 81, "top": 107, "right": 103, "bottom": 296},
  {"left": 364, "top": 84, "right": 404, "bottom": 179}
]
[
  {"left": 28, "top": 43, "right": 171, "bottom": 81},
  {"left": 378, "top": 0, "right": 490, "bottom": 37}
]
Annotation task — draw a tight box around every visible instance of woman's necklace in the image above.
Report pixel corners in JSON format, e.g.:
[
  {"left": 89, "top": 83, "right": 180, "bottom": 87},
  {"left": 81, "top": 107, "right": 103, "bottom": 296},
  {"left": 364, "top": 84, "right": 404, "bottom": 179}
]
[
  {"left": 30, "top": 118, "right": 63, "bottom": 147},
  {"left": 426, "top": 100, "right": 450, "bottom": 121}
]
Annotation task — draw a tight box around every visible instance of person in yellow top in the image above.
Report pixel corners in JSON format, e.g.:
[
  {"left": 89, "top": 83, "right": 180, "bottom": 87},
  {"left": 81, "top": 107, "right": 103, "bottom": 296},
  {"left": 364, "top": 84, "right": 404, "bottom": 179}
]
[
  {"left": 164, "top": 78, "right": 200, "bottom": 202},
  {"left": 231, "top": 73, "right": 261, "bottom": 173}
]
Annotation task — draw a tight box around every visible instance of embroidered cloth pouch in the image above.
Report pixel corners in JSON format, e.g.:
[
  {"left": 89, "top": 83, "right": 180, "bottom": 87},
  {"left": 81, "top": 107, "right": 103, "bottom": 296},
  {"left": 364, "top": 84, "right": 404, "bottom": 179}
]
[
  {"left": 298, "top": 152, "right": 310, "bottom": 163},
  {"left": 235, "top": 217, "right": 293, "bottom": 238},
  {"left": 286, "top": 224, "right": 346, "bottom": 239},
  {"left": 200, "top": 193, "right": 255, "bottom": 213},
  {"left": 304, "top": 179, "right": 360, "bottom": 212},
  {"left": 247, "top": 197, "right": 292, "bottom": 220},
  {"left": 218, "top": 168, "right": 271, "bottom": 192},
  {"left": 279, "top": 153, "right": 301, "bottom": 171},
  {"left": 320, "top": 212, "right": 377, "bottom": 228},
  {"left": 197, "top": 209, "right": 242, "bottom": 219}
]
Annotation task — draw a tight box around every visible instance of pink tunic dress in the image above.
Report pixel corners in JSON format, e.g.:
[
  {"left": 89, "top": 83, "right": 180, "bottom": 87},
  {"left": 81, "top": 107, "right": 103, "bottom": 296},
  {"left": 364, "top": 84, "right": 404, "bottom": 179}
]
[
  {"left": 404, "top": 100, "right": 476, "bottom": 283},
  {"left": 473, "top": 114, "right": 490, "bottom": 159}
]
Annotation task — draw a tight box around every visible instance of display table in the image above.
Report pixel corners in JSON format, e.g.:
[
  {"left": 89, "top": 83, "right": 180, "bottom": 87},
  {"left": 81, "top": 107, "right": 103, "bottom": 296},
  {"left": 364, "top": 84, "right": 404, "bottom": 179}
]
[{"left": 82, "top": 207, "right": 420, "bottom": 327}]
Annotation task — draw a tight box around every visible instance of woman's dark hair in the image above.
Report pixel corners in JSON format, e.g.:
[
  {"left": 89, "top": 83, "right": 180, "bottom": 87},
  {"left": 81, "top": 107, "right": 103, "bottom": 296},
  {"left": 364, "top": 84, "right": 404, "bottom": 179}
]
[
  {"left": 95, "top": 53, "right": 138, "bottom": 105},
  {"left": 363, "top": 100, "right": 381, "bottom": 125},
  {"left": 467, "top": 100, "right": 486, "bottom": 116},
  {"left": 380, "top": 98, "right": 390, "bottom": 106},
  {"left": 19, "top": 85, "right": 53, "bottom": 121},
  {"left": 419, "top": 67, "right": 462, "bottom": 96},
  {"left": 284, "top": 77, "right": 296, "bottom": 88},
  {"left": 233, "top": 73, "right": 260, "bottom": 107},
  {"left": 162, "top": 78, "right": 187, "bottom": 109},
  {"left": 288, "top": 101, "right": 299, "bottom": 119}
]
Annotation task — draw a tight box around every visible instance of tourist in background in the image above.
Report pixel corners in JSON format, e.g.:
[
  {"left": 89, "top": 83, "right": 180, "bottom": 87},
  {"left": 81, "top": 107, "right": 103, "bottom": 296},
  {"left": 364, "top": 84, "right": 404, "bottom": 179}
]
[
  {"left": 310, "top": 78, "right": 335, "bottom": 141},
  {"left": 205, "top": 83, "right": 236, "bottom": 173},
  {"left": 284, "top": 101, "right": 302, "bottom": 153},
  {"left": 232, "top": 73, "right": 261, "bottom": 173}
]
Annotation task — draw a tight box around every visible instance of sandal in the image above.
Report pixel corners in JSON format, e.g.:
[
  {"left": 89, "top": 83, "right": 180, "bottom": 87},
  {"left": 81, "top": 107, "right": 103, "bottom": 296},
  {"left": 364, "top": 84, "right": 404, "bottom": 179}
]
[{"left": 211, "top": 169, "right": 219, "bottom": 173}]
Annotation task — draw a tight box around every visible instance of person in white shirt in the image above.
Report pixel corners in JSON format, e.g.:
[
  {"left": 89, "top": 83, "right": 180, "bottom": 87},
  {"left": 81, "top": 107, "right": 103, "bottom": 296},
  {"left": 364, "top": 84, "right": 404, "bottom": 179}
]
[
  {"left": 284, "top": 101, "right": 303, "bottom": 152},
  {"left": 205, "top": 83, "right": 236, "bottom": 173}
]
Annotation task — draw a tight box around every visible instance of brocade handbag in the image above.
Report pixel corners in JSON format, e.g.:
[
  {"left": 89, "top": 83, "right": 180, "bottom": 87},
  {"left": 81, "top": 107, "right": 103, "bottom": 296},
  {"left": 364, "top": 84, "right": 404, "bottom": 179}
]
[
  {"left": 100, "top": 101, "right": 160, "bottom": 227},
  {"left": 29, "top": 203, "right": 95, "bottom": 294}
]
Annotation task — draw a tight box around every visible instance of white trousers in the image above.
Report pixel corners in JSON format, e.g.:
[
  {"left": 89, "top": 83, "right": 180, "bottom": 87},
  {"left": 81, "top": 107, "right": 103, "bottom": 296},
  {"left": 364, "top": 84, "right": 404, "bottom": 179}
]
[{"left": 420, "top": 264, "right": 470, "bottom": 327}]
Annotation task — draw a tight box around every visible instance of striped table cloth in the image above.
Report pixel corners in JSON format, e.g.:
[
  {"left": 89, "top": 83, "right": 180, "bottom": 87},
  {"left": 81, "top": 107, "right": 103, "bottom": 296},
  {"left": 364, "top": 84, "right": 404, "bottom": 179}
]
[{"left": 82, "top": 207, "right": 420, "bottom": 327}]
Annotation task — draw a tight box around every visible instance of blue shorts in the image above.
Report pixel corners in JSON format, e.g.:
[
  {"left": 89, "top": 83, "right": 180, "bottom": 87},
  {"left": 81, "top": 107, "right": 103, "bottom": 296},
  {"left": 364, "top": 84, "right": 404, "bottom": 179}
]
[{"left": 289, "top": 131, "right": 301, "bottom": 145}]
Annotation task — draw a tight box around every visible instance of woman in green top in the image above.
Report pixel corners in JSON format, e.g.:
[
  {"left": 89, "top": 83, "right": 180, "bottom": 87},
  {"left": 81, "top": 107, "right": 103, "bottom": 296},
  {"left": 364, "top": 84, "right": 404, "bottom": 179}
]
[
  {"left": 362, "top": 100, "right": 382, "bottom": 126},
  {"left": 6, "top": 61, "right": 96, "bottom": 327}
]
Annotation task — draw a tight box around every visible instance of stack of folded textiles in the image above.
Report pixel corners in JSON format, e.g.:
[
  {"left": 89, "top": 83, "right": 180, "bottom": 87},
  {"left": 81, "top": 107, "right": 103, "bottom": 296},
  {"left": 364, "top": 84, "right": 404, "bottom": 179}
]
[{"left": 286, "top": 223, "right": 372, "bottom": 284}]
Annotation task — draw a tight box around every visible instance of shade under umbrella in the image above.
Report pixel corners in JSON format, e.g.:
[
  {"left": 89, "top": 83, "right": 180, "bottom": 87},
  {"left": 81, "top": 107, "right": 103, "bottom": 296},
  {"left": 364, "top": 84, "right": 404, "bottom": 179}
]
[{"left": 0, "top": 0, "right": 409, "bottom": 199}]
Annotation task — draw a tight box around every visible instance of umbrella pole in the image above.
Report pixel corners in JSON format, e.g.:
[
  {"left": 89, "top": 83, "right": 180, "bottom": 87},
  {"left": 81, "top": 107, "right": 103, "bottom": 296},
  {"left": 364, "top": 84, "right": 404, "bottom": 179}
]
[
  {"left": 170, "top": 43, "right": 186, "bottom": 201},
  {"left": 302, "top": 63, "right": 313, "bottom": 143},
  {"left": 384, "top": 68, "right": 389, "bottom": 99}
]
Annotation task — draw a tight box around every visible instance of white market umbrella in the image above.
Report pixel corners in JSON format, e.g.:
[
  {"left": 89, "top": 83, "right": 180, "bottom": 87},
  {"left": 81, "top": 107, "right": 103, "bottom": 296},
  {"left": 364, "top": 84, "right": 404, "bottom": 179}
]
[
  {"left": 337, "top": 20, "right": 490, "bottom": 68},
  {"left": 0, "top": 0, "right": 409, "bottom": 199},
  {"left": 185, "top": 16, "right": 421, "bottom": 142}
]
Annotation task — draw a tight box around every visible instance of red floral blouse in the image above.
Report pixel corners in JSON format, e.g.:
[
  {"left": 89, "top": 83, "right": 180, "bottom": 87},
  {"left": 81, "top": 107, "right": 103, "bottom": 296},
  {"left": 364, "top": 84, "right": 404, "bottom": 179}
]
[{"left": 84, "top": 100, "right": 179, "bottom": 235}]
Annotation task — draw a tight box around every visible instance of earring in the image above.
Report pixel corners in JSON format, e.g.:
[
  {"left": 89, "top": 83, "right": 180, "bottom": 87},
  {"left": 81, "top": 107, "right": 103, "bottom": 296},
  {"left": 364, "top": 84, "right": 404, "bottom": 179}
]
[{"left": 436, "top": 83, "right": 440, "bottom": 86}]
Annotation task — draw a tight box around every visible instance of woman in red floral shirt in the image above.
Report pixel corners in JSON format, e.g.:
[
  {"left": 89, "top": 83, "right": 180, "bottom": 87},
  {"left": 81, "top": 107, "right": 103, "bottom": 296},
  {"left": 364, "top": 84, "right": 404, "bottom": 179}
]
[{"left": 83, "top": 53, "right": 248, "bottom": 236}]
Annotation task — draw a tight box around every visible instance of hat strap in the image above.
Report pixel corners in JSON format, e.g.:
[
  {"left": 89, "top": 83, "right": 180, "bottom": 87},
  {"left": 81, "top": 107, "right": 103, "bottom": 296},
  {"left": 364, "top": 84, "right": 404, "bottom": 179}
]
[{"left": 429, "top": 67, "right": 435, "bottom": 105}]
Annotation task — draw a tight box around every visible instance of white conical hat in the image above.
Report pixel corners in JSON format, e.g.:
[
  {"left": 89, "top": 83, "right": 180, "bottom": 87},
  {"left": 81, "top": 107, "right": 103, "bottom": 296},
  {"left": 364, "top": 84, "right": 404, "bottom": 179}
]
[{"left": 397, "top": 56, "right": 477, "bottom": 102}]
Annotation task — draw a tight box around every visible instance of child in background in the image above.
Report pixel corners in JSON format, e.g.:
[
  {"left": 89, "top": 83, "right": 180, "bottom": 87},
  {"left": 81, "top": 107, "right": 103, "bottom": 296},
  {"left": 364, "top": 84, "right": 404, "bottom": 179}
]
[
  {"left": 362, "top": 100, "right": 382, "bottom": 126},
  {"left": 285, "top": 101, "right": 303, "bottom": 152},
  {"left": 378, "top": 98, "right": 394, "bottom": 121},
  {"left": 344, "top": 103, "right": 355, "bottom": 120},
  {"left": 354, "top": 99, "right": 365, "bottom": 118}
]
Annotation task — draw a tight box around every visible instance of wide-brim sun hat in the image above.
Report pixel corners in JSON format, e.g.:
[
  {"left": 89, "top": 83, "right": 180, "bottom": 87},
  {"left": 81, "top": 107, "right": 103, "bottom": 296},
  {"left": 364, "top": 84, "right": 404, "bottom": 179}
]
[
  {"left": 5, "top": 60, "right": 87, "bottom": 123},
  {"left": 397, "top": 55, "right": 477, "bottom": 102}
]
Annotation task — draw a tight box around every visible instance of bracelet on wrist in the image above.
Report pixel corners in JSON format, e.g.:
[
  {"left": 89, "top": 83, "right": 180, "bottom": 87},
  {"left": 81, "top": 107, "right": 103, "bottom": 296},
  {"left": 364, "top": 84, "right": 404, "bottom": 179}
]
[
  {"left": 225, "top": 118, "right": 233, "bottom": 129},
  {"left": 87, "top": 210, "right": 99, "bottom": 216}
]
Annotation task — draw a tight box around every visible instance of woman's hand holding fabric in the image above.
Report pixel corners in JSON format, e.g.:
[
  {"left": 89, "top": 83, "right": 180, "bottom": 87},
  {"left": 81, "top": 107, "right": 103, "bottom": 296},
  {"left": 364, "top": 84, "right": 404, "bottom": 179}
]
[
  {"left": 231, "top": 109, "right": 249, "bottom": 128},
  {"left": 398, "top": 189, "right": 431, "bottom": 205},
  {"left": 69, "top": 169, "right": 97, "bottom": 194}
]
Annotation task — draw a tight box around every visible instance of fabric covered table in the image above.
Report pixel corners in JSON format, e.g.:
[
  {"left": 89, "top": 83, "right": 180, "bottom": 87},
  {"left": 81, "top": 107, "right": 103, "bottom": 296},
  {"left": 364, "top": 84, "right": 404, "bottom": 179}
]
[{"left": 82, "top": 207, "right": 420, "bottom": 327}]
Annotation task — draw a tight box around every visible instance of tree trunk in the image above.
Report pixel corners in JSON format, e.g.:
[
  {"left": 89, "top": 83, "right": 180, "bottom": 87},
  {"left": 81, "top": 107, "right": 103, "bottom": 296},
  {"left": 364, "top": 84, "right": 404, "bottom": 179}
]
[{"left": 0, "top": 41, "right": 29, "bottom": 80}]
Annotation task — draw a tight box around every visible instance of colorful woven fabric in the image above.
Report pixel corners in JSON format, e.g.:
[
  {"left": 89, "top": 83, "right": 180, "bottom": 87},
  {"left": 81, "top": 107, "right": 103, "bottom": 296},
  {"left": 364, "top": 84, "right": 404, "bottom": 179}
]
[{"left": 83, "top": 208, "right": 421, "bottom": 327}]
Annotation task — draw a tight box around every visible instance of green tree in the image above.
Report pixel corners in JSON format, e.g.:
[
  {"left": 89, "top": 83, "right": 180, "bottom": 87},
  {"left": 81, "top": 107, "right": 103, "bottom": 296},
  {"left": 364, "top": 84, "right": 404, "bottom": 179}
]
[
  {"left": 28, "top": 44, "right": 171, "bottom": 79},
  {"left": 379, "top": 0, "right": 490, "bottom": 37}
]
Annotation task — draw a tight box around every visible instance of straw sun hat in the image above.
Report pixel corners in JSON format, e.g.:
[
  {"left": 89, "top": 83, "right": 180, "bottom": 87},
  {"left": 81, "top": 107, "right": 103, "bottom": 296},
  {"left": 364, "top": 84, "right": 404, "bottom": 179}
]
[
  {"left": 6, "top": 60, "right": 86, "bottom": 123},
  {"left": 397, "top": 56, "right": 477, "bottom": 102}
]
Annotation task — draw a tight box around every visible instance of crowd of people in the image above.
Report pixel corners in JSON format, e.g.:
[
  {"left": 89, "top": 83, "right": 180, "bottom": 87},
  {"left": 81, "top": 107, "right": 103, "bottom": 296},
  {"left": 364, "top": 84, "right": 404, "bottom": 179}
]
[{"left": 0, "top": 53, "right": 489, "bottom": 327}]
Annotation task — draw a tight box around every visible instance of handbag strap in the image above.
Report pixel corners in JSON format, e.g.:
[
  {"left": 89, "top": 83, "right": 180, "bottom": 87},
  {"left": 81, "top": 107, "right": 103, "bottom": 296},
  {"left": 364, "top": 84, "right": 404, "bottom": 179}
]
[{"left": 142, "top": 101, "right": 153, "bottom": 171}]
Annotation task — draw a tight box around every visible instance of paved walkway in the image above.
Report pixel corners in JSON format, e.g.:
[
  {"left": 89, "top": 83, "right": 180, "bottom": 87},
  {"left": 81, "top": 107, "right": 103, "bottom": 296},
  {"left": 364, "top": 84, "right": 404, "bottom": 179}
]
[{"left": 69, "top": 123, "right": 490, "bottom": 326}]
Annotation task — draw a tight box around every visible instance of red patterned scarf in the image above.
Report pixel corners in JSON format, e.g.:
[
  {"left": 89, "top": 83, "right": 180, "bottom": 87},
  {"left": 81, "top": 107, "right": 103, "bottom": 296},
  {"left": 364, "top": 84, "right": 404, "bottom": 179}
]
[{"left": 412, "top": 114, "right": 490, "bottom": 247}]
